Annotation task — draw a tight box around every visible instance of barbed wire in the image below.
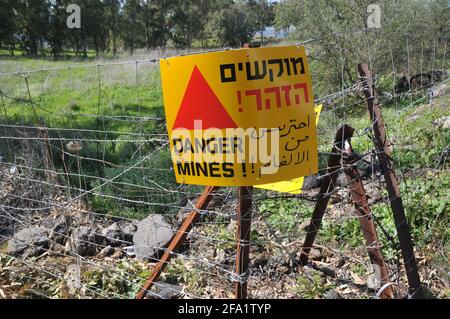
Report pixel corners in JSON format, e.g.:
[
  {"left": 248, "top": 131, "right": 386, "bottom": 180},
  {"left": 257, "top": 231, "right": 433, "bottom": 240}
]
[{"left": 0, "top": 33, "right": 448, "bottom": 299}]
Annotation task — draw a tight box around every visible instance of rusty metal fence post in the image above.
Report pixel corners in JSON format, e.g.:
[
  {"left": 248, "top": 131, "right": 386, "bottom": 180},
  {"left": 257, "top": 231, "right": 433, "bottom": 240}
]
[
  {"left": 342, "top": 137, "right": 394, "bottom": 299},
  {"left": 136, "top": 186, "right": 218, "bottom": 299},
  {"left": 358, "top": 63, "right": 423, "bottom": 298},
  {"left": 234, "top": 186, "right": 253, "bottom": 299},
  {"left": 299, "top": 125, "right": 354, "bottom": 265}
]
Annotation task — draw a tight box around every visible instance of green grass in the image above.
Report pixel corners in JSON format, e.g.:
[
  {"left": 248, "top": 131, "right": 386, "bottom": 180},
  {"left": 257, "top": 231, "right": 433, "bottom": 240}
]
[
  {"left": 0, "top": 52, "right": 102, "bottom": 74},
  {"left": 1, "top": 57, "right": 448, "bottom": 248},
  {"left": 0, "top": 56, "right": 448, "bottom": 299},
  {"left": 0, "top": 48, "right": 102, "bottom": 60},
  {"left": 0, "top": 57, "right": 170, "bottom": 218},
  {"left": 1, "top": 57, "right": 163, "bottom": 129},
  {"left": 257, "top": 88, "right": 449, "bottom": 267},
  {"left": 259, "top": 197, "right": 313, "bottom": 234}
]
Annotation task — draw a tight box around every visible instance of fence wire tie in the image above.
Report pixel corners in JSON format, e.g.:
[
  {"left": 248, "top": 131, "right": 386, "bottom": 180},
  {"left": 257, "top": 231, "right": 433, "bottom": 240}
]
[
  {"left": 229, "top": 269, "right": 251, "bottom": 284},
  {"left": 187, "top": 198, "right": 208, "bottom": 216}
]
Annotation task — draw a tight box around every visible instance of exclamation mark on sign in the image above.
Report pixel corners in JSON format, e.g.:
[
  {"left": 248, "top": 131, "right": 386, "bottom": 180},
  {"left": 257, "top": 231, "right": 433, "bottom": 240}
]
[
  {"left": 242, "top": 163, "right": 247, "bottom": 177},
  {"left": 237, "top": 91, "right": 243, "bottom": 112}
]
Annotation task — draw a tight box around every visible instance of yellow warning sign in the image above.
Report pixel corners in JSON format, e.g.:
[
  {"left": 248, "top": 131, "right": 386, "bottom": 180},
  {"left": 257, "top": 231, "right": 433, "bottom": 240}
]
[
  {"left": 160, "top": 46, "right": 318, "bottom": 186},
  {"left": 255, "top": 104, "right": 322, "bottom": 194}
]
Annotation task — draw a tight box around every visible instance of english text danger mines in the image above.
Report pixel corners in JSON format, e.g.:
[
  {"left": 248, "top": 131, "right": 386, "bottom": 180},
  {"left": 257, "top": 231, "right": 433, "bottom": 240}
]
[
  {"left": 176, "top": 161, "right": 235, "bottom": 178},
  {"left": 172, "top": 137, "right": 242, "bottom": 178},
  {"left": 172, "top": 136, "right": 243, "bottom": 154}
]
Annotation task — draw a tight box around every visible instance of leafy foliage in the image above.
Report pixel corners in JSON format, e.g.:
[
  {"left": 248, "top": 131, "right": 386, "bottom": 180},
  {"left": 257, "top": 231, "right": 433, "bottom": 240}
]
[{"left": 293, "top": 273, "right": 335, "bottom": 299}]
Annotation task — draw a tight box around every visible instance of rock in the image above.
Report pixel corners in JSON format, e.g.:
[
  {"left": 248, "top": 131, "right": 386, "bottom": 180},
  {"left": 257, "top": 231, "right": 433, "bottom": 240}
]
[
  {"left": 302, "top": 265, "right": 317, "bottom": 275},
  {"left": 133, "top": 215, "right": 175, "bottom": 261},
  {"left": 41, "top": 215, "right": 71, "bottom": 245},
  {"left": 323, "top": 289, "right": 343, "bottom": 299},
  {"left": 49, "top": 243, "right": 66, "bottom": 255},
  {"left": 367, "top": 273, "right": 380, "bottom": 290},
  {"left": 309, "top": 248, "right": 323, "bottom": 260},
  {"left": 102, "top": 223, "right": 123, "bottom": 246},
  {"left": 110, "top": 248, "right": 124, "bottom": 259},
  {"left": 433, "top": 116, "right": 450, "bottom": 130},
  {"left": 122, "top": 245, "right": 135, "bottom": 257},
  {"left": 97, "top": 245, "right": 115, "bottom": 258},
  {"left": 303, "top": 175, "right": 322, "bottom": 190},
  {"left": 318, "top": 267, "right": 337, "bottom": 278},
  {"left": 122, "top": 223, "right": 137, "bottom": 243},
  {"left": 8, "top": 226, "right": 48, "bottom": 257},
  {"left": 430, "top": 83, "right": 448, "bottom": 98},
  {"left": 70, "top": 226, "right": 103, "bottom": 257},
  {"left": 151, "top": 282, "right": 183, "bottom": 299},
  {"left": 65, "top": 264, "right": 81, "bottom": 292}
]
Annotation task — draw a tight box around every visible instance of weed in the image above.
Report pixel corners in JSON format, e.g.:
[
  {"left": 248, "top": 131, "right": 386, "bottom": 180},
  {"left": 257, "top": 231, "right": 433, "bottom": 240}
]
[{"left": 293, "top": 273, "right": 335, "bottom": 299}]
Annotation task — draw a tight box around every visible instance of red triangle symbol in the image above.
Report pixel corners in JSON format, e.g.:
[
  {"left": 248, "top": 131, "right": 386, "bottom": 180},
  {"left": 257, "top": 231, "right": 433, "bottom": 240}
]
[{"left": 172, "top": 66, "right": 237, "bottom": 130}]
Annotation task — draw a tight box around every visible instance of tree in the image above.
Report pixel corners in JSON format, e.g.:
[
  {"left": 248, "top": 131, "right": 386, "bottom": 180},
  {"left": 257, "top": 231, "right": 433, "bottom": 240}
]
[
  {"left": 105, "top": 0, "right": 122, "bottom": 57},
  {"left": 16, "top": 0, "right": 50, "bottom": 56},
  {"left": 140, "top": 0, "right": 155, "bottom": 51},
  {"left": 274, "top": 0, "right": 296, "bottom": 38},
  {"left": 170, "top": 0, "right": 207, "bottom": 48},
  {"left": 48, "top": 0, "right": 67, "bottom": 58},
  {"left": 122, "top": 0, "right": 144, "bottom": 55},
  {"left": 193, "top": 0, "right": 217, "bottom": 48},
  {"left": 208, "top": 1, "right": 257, "bottom": 47},
  {"left": 85, "top": 0, "right": 108, "bottom": 57},
  {"left": 140, "top": 0, "right": 174, "bottom": 51},
  {"left": 248, "top": 0, "right": 275, "bottom": 45},
  {"left": 274, "top": 0, "right": 450, "bottom": 95},
  {"left": 0, "top": 0, "right": 19, "bottom": 55}
]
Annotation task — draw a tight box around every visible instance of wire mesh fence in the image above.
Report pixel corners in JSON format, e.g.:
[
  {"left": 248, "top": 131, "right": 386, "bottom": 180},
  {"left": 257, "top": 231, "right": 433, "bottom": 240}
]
[{"left": 0, "top": 32, "right": 448, "bottom": 299}]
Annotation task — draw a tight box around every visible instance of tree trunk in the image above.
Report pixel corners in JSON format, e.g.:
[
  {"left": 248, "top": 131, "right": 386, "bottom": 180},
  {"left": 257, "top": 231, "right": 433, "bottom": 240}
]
[
  {"left": 145, "top": 24, "right": 151, "bottom": 52},
  {"left": 29, "top": 34, "right": 38, "bottom": 56},
  {"left": 112, "top": 33, "right": 117, "bottom": 57},
  {"left": 112, "top": 6, "right": 117, "bottom": 58},
  {"left": 95, "top": 37, "right": 100, "bottom": 57},
  {"left": 8, "top": 40, "right": 15, "bottom": 56}
]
